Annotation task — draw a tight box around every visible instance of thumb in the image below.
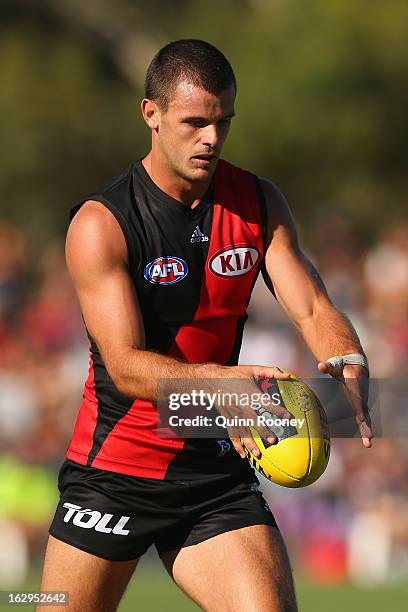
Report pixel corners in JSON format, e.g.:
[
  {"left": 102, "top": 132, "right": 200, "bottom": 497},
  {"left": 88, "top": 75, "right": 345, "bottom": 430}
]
[
  {"left": 318, "top": 362, "right": 330, "bottom": 374},
  {"left": 318, "top": 360, "right": 344, "bottom": 379}
]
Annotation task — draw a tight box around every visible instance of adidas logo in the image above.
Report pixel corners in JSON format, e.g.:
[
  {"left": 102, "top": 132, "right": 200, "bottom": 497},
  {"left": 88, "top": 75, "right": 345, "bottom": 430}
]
[{"left": 190, "top": 225, "right": 209, "bottom": 244}]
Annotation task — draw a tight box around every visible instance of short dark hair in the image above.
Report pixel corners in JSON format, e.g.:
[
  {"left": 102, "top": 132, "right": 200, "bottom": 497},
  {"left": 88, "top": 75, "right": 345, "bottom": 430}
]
[{"left": 145, "top": 39, "right": 236, "bottom": 110}]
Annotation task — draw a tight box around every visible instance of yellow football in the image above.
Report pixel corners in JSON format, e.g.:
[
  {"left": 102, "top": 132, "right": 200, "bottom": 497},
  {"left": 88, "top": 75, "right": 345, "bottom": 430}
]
[{"left": 242, "top": 373, "right": 330, "bottom": 487}]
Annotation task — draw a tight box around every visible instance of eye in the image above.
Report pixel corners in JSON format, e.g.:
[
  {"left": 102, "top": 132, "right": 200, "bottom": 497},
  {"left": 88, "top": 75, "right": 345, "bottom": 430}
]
[{"left": 188, "top": 120, "right": 207, "bottom": 128}]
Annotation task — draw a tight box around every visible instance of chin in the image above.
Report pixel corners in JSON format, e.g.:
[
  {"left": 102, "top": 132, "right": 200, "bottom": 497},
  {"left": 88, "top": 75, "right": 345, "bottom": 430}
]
[
  {"left": 188, "top": 164, "right": 217, "bottom": 182},
  {"left": 175, "top": 168, "right": 207, "bottom": 184},
  {"left": 191, "top": 168, "right": 211, "bottom": 180}
]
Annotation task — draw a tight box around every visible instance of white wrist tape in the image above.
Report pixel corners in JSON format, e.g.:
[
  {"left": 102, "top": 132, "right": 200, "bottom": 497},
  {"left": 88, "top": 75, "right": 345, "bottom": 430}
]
[{"left": 326, "top": 353, "right": 369, "bottom": 372}]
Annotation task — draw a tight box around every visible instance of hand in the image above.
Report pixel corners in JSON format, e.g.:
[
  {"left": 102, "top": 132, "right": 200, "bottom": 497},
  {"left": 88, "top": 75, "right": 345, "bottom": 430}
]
[
  {"left": 318, "top": 360, "right": 372, "bottom": 448},
  {"left": 220, "top": 365, "right": 292, "bottom": 459}
]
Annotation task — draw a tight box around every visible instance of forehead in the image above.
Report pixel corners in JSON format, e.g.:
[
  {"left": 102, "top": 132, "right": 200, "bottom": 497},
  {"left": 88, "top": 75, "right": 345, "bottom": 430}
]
[{"left": 167, "top": 81, "right": 235, "bottom": 118}]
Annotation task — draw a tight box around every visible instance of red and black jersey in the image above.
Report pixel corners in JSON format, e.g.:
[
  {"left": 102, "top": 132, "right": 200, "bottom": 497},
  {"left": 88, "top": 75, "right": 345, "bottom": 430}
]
[{"left": 67, "top": 158, "right": 267, "bottom": 480}]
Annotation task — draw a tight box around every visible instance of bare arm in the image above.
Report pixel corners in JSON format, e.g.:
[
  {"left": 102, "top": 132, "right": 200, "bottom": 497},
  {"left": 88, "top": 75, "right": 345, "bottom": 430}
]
[
  {"left": 260, "top": 178, "right": 372, "bottom": 447},
  {"left": 260, "top": 178, "right": 364, "bottom": 361},
  {"left": 66, "top": 200, "right": 290, "bottom": 456},
  {"left": 66, "top": 200, "right": 222, "bottom": 400}
]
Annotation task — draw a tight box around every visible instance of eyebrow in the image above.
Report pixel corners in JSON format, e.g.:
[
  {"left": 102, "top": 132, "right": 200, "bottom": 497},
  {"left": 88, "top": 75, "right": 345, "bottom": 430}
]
[{"left": 182, "top": 112, "right": 236, "bottom": 122}]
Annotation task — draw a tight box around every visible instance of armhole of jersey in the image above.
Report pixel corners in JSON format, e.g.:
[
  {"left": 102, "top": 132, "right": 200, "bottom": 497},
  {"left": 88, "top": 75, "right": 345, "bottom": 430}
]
[
  {"left": 252, "top": 174, "right": 277, "bottom": 300},
  {"left": 69, "top": 196, "right": 140, "bottom": 275},
  {"left": 253, "top": 174, "right": 268, "bottom": 250}
]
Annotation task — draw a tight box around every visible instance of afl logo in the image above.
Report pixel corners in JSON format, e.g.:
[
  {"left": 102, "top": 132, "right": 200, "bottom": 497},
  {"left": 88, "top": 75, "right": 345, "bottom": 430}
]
[
  {"left": 144, "top": 256, "right": 188, "bottom": 285},
  {"left": 209, "top": 245, "right": 260, "bottom": 278}
]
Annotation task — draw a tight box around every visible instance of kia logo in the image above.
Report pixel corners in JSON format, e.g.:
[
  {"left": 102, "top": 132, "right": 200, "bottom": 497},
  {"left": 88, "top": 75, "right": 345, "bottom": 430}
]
[{"left": 209, "top": 246, "right": 260, "bottom": 277}]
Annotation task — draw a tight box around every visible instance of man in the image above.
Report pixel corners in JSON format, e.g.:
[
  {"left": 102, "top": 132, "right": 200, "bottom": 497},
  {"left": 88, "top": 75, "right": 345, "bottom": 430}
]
[{"left": 39, "top": 39, "right": 372, "bottom": 611}]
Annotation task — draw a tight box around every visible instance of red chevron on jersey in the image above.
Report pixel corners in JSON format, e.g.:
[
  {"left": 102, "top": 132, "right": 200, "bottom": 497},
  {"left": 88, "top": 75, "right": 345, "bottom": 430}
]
[
  {"left": 67, "top": 355, "right": 98, "bottom": 460},
  {"left": 168, "top": 160, "right": 264, "bottom": 364}
]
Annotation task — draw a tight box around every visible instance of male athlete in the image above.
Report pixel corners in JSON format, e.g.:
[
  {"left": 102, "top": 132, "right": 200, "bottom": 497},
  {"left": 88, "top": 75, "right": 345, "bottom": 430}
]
[{"left": 39, "top": 40, "right": 372, "bottom": 611}]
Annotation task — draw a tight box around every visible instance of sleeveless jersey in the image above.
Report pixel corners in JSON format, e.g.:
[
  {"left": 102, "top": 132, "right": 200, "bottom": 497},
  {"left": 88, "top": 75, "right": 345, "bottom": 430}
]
[{"left": 67, "top": 158, "right": 266, "bottom": 480}]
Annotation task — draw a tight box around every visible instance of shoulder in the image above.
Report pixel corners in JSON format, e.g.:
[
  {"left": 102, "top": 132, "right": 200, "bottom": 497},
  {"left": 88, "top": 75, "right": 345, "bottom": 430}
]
[
  {"left": 258, "top": 177, "right": 290, "bottom": 217},
  {"left": 69, "top": 199, "right": 126, "bottom": 238},
  {"left": 93, "top": 163, "right": 135, "bottom": 200},
  {"left": 70, "top": 163, "right": 135, "bottom": 222},
  {"left": 67, "top": 200, "right": 128, "bottom": 270},
  {"left": 68, "top": 162, "right": 138, "bottom": 264},
  {"left": 257, "top": 177, "right": 298, "bottom": 248}
]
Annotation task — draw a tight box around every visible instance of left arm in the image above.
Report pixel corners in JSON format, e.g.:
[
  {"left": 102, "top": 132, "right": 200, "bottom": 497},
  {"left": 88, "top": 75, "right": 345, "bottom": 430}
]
[{"left": 260, "top": 177, "right": 372, "bottom": 447}]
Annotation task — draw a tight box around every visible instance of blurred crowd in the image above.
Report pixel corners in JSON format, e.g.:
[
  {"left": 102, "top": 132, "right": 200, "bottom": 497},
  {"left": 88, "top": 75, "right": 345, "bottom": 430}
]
[
  {"left": 0, "top": 215, "right": 407, "bottom": 587},
  {"left": 243, "top": 213, "right": 408, "bottom": 586}
]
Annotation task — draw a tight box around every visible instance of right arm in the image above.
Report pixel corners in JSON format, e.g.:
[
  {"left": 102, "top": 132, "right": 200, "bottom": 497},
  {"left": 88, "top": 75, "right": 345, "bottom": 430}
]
[
  {"left": 66, "top": 200, "right": 222, "bottom": 400},
  {"left": 66, "top": 200, "right": 289, "bottom": 455}
]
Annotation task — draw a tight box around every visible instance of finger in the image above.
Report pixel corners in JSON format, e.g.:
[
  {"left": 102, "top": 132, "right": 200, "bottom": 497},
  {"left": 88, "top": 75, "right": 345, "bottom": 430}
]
[
  {"left": 228, "top": 407, "right": 280, "bottom": 443},
  {"left": 253, "top": 378, "right": 292, "bottom": 419},
  {"left": 320, "top": 361, "right": 373, "bottom": 447},
  {"left": 360, "top": 428, "right": 373, "bottom": 448},
  {"left": 233, "top": 428, "right": 262, "bottom": 458},
  {"left": 356, "top": 416, "right": 373, "bottom": 448},
  {"left": 343, "top": 363, "right": 369, "bottom": 379},
  {"left": 255, "top": 366, "right": 292, "bottom": 380},
  {"left": 346, "top": 385, "right": 373, "bottom": 447},
  {"left": 342, "top": 396, "right": 373, "bottom": 448},
  {"left": 252, "top": 393, "right": 292, "bottom": 419},
  {"left": 344, "top": 378, "right": 368, "bottom": 420},
  {"left": 254, "top": 425, "right": 278, "bottom": 445},
  {"left": 259, "top": 402, "right": 292, "bottom": 420},
  {"left": 241, "top": 436, "right": 262, "bottom": 458},
  {"left": 229, "top": 436, "right": 247, "bottom": 459}
]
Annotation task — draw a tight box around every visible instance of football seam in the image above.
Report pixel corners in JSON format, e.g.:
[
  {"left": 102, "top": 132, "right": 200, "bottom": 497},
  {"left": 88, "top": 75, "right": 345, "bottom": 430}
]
[
  {"left": 301, "top": 403, "right": 312, "bottom": 485},
  {"left": 278, "top": 380, "right": 313, "bottom": 485},
  {"left": 242, "top": 440, "right": 301, "bottom": 481},
  {"left": 262, "top": 456, "right": 301, "bottom": 481},
  {"left": 288, "top": 382, "right": 313, "bottom": 485}
]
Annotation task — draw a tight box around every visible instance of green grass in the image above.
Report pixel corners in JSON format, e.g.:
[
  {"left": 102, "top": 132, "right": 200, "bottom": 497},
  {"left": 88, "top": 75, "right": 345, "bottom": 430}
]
[
  {"left": 5, "top": 559, "right": 408, "bottom": 611},
  {"left": 295, "top": 579, "right": 408, "bottom": 612},
  {"left": 120, "top": 566, "right": 408, "bottom": 612}
]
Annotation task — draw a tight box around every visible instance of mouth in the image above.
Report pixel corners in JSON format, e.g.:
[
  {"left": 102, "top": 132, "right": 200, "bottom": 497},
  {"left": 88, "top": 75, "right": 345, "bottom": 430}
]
[{"left": 191, "top": 153, "right": 218, "bottom": 165}]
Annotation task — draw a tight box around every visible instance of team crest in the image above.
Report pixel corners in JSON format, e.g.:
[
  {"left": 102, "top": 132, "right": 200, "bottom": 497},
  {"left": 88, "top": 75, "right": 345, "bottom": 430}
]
[
  {"left": 216, "top": 439, "right": 231, "bottom": 457},
  {"left": 144, "top": 256, "right": 188, "bottom": 285}
]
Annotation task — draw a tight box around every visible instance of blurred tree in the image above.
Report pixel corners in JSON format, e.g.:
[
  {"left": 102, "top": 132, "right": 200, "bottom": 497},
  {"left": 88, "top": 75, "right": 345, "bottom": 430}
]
[{"left": 0, "top": 0, "right": 406, "bottom": 248}]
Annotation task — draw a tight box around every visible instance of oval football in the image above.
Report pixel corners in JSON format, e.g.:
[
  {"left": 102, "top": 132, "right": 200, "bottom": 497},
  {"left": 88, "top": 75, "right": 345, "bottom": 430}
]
[{"left": 242, "top": 374, "right": 330, "bottom": 488}]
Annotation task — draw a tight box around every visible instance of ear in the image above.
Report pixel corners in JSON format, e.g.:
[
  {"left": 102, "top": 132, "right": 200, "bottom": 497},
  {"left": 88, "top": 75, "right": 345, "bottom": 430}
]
[{"left": 141, "top": 99, "right": 160, "bottom": 131}]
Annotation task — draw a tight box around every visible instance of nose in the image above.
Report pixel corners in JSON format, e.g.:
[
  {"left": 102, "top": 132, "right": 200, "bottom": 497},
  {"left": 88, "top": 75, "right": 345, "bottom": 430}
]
[{"left": 201, "top": 124, "right": 219, "bottom": 150}]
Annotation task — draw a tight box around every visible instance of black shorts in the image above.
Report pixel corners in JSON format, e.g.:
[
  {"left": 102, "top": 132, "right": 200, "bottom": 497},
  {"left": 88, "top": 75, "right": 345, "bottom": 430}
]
[{"left": 49, "top": 460, "right": 277, "bottom": 561}]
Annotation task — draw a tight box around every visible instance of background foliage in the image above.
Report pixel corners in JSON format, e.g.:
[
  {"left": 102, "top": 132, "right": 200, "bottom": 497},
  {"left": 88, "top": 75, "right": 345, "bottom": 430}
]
[{"left": 1, "top": 0, "right": 406, "bottom": 249}]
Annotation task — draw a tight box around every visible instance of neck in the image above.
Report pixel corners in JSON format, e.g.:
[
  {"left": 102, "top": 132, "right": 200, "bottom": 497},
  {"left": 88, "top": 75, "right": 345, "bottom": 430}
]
[{"left": 142, "top": 150, "right": 213, "bottom": 208}]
